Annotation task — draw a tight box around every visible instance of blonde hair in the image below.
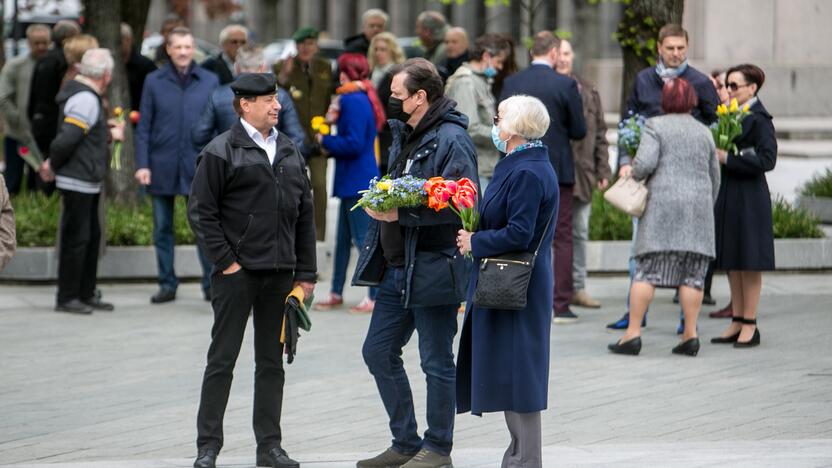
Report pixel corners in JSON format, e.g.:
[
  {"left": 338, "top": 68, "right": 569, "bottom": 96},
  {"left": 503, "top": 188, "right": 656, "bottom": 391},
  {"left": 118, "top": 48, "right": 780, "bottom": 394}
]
[
  {"left": 368, "top": 32, "right": 405, "bottom": 70},
  {"left": 63, "top": 34, "right": 99, "bottom": 66},
  {"left": 498, "top": 95, "right": 550, "bottom": 140}
]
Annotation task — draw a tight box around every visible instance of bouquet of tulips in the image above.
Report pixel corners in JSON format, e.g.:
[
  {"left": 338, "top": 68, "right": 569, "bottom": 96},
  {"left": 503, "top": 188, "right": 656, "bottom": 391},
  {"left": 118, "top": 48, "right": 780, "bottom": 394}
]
[
  {"left": 351, "top": 175, "right": 428, "bottom": 212},
  {"left": 425, "top": 176, "right": 479, "bottom": 232},
  {"left": 618, "top": 111, "right": 646, "bottom": 158},
  {"left": 110, "top": 107, "right": 139, "bottom": 170},
  {"left": 710, "top": 98, "right": 750, "bottom": 155},
  {"left": 311, "top": 115, "right": 331, "bottom": 136}
]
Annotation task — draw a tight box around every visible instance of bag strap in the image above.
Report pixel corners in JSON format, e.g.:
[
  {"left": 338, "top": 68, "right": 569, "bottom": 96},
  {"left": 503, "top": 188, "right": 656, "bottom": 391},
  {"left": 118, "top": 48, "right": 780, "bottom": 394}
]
[{"left": 532, "top": 206, "right": 556, "bottom": 259}]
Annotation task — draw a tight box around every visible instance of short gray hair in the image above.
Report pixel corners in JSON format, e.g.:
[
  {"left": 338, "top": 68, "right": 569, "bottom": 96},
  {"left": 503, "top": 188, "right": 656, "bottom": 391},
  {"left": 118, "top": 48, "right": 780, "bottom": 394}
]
[
  {"left": 498, "top": 95, "right": 550, "bottom": 140},
  {"left": 219, "top": 24, "right": 248, "bottom": 44},
  {"left": 416, "top": 11, "right": 448, "bottom": 42},
  {"left": 78, "top": 48, "right": 115, "bottom": 79},
  {"left": 26, "top": 24, "right": 50, "bottom": 39},
  {"left": 363, "top": 8, "right": 389, "bottom": 26},
  {"left": 235, "top": 46, "right": 264, "bottom": 73}
]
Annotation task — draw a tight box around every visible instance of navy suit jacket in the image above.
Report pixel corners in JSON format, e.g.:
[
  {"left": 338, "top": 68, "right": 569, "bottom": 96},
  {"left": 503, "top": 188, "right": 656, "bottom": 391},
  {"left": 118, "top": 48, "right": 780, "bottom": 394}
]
[{"left": 499, "top": 63, "right": 586, "bottom": 185}]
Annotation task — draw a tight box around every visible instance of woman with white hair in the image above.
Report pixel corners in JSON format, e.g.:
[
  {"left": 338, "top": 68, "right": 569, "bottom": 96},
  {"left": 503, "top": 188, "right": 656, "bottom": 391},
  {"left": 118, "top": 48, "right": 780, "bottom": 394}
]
[{"left": 455, "top": 95, "right": 558, "bottom": 468}]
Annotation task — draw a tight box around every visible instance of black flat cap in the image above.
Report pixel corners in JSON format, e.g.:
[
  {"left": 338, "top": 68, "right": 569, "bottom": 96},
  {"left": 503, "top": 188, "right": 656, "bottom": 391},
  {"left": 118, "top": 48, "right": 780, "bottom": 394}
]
[{"left": 230, "top": 73, "right": 277, "bottom": 97}]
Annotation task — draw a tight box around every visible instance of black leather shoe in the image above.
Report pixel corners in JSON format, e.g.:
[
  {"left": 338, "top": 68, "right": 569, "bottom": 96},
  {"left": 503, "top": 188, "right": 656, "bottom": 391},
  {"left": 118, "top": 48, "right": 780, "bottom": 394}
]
[
  {"left": 193, "top": 448, "right": 217, "bottom": 468},
  {"left": 734, "top": 318, "right": 761, "bottom": 348},
  {"left": 608, "top": 336, "right": 641, "bottom": 355},
  {"left": 55, "top": 299, "right": 93, "bottom": 315},
  {"left": 151, "top": 289, "right": 176, "bottom": 304},
  {"left": 82, "top": 297, "right": 114, "bottom": 311},
  {"left": 711, "top": 317, "right": 743, "bottom": 343},
  {"left": 672, "top": 337, "right": 700, "bottom": 356},
  {"left": 702, "top": 295, "right": 716, "bottom": 306},
  {"left": 257, "top": 447, "right": 299, "bottom": 468}
]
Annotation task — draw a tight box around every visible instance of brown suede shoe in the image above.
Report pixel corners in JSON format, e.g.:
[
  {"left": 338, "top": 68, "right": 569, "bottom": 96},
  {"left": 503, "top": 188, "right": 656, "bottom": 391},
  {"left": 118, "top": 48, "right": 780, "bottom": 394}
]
[
  {"left": 571, "top": 289, "right": 601, "bottom": 308},
  {"left": 708, "top": 302, "right": 733, "bottom": 318}
]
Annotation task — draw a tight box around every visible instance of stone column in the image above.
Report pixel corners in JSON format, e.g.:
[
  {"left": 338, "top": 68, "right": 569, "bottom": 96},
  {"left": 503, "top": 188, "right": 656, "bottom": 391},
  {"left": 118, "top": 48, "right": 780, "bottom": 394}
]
[
  {"left": 451, "top": 0, "right": 481, "bottom": 38},
  {"left": 275, "top": 0, "right": 298, "bottom": 39},
  {"left": 299, "top": 0, "right": 326, "bottom": 31},
  {"left": 327, "top": 0, "right": 354, "bottom": 39},
  {"left": 388, "top": 0, "right": 414, "bottom": 37}
]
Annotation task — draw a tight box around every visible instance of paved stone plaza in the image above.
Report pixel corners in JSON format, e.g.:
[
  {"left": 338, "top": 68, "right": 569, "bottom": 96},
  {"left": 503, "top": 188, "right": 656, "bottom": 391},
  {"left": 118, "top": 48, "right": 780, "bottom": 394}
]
[{"left": 1, "top": 273, "right": 831, "bottom": 467}]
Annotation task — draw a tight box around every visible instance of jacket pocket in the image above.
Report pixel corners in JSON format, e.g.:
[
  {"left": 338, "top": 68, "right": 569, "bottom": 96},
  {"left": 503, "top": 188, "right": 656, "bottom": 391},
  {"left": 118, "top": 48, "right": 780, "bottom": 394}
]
[
  {"left": 235, "top": 214, "right": 254, "bottom": 255},
  {"left": 409, "top": 247, "right": 470, "bottom": 307}
]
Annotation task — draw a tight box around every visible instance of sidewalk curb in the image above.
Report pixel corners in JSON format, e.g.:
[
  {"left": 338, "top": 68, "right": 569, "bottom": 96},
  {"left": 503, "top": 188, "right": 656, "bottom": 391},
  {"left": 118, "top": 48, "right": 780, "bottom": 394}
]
[{"left": 2, "top": 238, "right": 830, "bottom": 281}]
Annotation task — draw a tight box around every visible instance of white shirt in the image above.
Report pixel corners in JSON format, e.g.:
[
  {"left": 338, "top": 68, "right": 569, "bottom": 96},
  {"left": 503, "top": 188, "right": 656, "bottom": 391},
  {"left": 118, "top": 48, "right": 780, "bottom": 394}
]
[
  {"left": 531, "top": 59, "right": 552, "bottom": 68},
  {"left": 240, "top": 118, "right": 277, "bottom": 165}
]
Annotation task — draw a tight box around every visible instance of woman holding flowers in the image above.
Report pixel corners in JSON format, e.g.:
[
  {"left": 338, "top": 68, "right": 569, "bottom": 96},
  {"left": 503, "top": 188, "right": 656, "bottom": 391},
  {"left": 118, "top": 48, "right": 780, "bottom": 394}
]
[
  {"left": 315, "top": 53, "right": 384, "bottom": 313},
  {"left": 455, "top": 95, "right": 558, "bottom": 467},
  {"left": 711, "top": 64, "right": 776, "bottom": 348}
]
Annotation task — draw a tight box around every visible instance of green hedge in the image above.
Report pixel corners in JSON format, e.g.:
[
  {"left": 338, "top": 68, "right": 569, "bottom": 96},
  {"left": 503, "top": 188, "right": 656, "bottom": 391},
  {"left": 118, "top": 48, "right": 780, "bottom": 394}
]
[
  {"left": 8, "top": 190, "right": 825, "bottom": 247},
  {"left": 800, "top": 168, "right": 832, "bottom": 198},
  {"left": 12, "top": 193, "right": 195, "bottom": 247}
]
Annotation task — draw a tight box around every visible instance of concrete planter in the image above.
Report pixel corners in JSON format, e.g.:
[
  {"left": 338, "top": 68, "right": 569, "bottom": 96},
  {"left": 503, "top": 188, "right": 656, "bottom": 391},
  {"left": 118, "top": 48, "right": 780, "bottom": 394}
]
[
  {"left": 3, "top": 238, "right": 830, "bottom": 281},
  {"left": 797, "top": 195, "right": 832, "bottom": 223}
]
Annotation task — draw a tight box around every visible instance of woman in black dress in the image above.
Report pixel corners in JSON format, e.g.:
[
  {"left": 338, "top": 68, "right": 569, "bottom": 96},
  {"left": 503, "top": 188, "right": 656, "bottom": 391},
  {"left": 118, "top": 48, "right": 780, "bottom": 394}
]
[{"left": 711, "top": 64, "right": 776, "bottom": 348}]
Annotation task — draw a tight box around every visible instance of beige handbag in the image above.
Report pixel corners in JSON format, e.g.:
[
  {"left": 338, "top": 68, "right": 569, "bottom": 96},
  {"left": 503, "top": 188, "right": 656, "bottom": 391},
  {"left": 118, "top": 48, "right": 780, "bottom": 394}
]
[{"left": 603, "top": 175, "right": 649, "bottom": 218}]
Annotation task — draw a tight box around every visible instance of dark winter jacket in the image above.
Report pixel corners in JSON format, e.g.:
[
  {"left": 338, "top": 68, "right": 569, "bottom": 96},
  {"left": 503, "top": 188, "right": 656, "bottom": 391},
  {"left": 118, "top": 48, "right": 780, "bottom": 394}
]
[
  {"left": 188, "top": 121, "right": 317, "bottom": 280},
  {"left": 352, "top": 98, "right": 479, "bottom": 308}
]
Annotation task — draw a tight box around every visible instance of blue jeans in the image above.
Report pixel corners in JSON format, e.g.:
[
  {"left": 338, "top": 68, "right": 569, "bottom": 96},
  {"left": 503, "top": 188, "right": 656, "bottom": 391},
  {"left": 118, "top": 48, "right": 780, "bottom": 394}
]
[
  {"left": 332, "top": 196, "right": 376, "bottom": 299},
  {"left": 152, "top": 195, "right": 211, "bottom": 292},
  {"left": 362, "top": 267, "right": 459, "bottom": 456}
]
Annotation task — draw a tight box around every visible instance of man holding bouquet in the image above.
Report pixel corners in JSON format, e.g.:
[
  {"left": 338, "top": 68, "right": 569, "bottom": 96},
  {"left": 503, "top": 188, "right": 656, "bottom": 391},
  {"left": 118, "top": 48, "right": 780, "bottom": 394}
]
[
  {"left": 609, "top": 23, "right": 720, "bottom": 332},
  {"left": 353, "top": 58, "right": 477, "bottom": 468}
]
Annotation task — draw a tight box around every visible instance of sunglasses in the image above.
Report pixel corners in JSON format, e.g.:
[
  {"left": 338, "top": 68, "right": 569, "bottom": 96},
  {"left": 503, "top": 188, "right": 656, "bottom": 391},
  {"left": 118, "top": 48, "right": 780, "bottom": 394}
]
[
  {"left": 726, "top": 82, "right": 749, "bottom": 91},
  {"left": 493, "top": 115, "right": 501, "bottom": 125}
]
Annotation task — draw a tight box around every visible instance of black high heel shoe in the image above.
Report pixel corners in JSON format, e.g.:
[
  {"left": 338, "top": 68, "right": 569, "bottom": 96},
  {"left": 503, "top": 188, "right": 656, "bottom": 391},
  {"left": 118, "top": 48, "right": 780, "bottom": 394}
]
[
  {"left": 711, "top": 316, "right": 743, "bottom": 344},
  {"left": 734, "top": 318, "right": 761, "bottom": 348},
  {"left": 608, "top": 336, "right": 642, "bottom": 355},
  {"left": 672, "top": 337, "right": 700, "bottom": 356}
]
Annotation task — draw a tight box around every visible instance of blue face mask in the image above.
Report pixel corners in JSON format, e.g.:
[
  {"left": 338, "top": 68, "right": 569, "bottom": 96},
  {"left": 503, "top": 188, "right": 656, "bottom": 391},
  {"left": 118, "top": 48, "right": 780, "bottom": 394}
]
[
  {"left": 484, "top": 66, "right": 497, "bottom": 78},
  {"left": 491, "top": 124, "right": 508, "bottom": 152}
]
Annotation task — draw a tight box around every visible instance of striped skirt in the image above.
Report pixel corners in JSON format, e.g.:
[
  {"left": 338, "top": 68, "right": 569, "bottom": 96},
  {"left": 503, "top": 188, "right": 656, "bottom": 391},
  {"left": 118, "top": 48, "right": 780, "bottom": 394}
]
[{"left": 634, "top": 251, "right": 711, "bottom": 290}]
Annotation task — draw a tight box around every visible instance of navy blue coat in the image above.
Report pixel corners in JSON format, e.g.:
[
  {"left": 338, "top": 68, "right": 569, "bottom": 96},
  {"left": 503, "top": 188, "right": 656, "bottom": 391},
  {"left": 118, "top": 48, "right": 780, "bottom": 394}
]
[
  {"left": 620, "top": 65, "right": 719, "bottom": 165},
  {"left": 191, "top": 84, "right": 306, "bottom": 155},
  {"left": 499, "top": 64, "right": 586, "bottom": 185},
  {"left": 714, "top": 100, "right": 777, "bottom": 270},
  {"left": 456, "top": 145, "right": 559, "bottom": 415},
  {"left": 352, "top": 101, "right": 479, "bottom": 308},
  {"left": 321, "top": 91, "right": 380, "bottom": 198},
  {"left": 135, "top": 62, "right": 219, "bottom": 195}
]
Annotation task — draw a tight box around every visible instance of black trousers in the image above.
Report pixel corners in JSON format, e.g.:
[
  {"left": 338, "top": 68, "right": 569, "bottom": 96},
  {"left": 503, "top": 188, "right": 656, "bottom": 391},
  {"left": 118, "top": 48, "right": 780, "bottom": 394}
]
[
  {"left": 57, "top": 189, "right": 100, "bottom": 304},
  {"left": 196, "top": 269, "right": 293, "bottom": 454}
]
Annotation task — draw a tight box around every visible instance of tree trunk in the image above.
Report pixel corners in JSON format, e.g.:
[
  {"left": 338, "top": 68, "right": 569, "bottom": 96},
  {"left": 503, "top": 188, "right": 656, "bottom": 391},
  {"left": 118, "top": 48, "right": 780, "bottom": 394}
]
[
  {"left": 123, "top": 0, "right": 153, "bottom": 45},
  {"left": 84, "top": 0, "right": 146, "bottom": 203},
  {"left": 618, "top": 0, "right": 683, "bottom": 116}
]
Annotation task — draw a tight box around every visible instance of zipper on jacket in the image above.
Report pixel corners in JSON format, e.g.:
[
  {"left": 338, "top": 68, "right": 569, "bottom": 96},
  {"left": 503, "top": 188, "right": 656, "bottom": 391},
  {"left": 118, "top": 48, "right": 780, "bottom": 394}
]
[{"left": 235, "top": 214, "right": 254, "bottom": 255}]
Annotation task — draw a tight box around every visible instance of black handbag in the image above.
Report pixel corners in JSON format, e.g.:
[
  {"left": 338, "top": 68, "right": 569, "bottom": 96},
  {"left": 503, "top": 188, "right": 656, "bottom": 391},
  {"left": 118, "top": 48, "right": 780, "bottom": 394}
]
[{"left": 472, "top": 210, "right": 554, "bottom": 310}]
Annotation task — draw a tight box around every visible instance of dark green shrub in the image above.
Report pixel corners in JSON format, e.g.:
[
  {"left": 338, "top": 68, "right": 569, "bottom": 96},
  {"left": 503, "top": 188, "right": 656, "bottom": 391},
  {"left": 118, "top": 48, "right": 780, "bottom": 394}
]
[
  {"left": 800, "top": 168, "right": 832, "bottom": 198},
  {"left": 589, "top": 189, "right": 633, "bottom": 241},
  {"left": 10, "top": 193, "right": 196, "bottom": 246},
  {"left": 772, "top": 196, "right": 824, "bottom": 239}
]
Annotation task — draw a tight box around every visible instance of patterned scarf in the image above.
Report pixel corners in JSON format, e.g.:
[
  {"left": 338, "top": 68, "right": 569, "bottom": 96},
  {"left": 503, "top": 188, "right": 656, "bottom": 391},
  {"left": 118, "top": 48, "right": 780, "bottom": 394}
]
[{"left": 655, "top": 57, "right": 689, "bottom": 82}]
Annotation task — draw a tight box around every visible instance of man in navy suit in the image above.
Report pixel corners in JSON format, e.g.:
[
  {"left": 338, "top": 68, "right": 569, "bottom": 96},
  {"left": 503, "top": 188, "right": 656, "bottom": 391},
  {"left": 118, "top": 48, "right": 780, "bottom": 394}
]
[{"left": 499, "top": 31, "right": 586, "bottom": 323}]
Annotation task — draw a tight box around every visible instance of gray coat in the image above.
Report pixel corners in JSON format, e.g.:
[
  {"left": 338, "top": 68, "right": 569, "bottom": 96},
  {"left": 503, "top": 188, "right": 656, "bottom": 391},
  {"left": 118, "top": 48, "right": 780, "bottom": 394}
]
[
  {"left": 0, "top": 53, "right": 35, "bottom": 141},
  {"left": 632, "top": 114, "right": 720, "bottom": 258},
  {"left": 445, "top": 63, "right": 498, "bottom": 177}
]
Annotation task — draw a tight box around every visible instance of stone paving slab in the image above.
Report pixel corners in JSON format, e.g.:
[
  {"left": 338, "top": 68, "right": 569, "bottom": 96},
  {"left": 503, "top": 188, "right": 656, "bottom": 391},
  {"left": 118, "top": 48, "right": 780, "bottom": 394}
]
[{"left": 1, "top": 273, "right": 831, "bottom": 467}]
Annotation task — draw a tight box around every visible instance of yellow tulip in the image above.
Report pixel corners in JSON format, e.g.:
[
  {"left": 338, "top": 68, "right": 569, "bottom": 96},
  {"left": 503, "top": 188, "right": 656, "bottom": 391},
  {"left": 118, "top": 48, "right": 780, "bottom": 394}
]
[
  {"left": 319, "top": 124, "right": 330, "bottom": 135},
  {"left": 376, "top": 180, "right": 392, "bottom": 191},
  {"left": 742, "top": 104, "right": 750, "bottom": 113},
  {"left": 729, "top": 98, "right": 739, "bottom": 113},
  {"left": 113, "top": 106, "right": 123, "bottom": 117},
  {"left": 311, "top": 116, "right": 325, "bottom": 130},
  {"left": 717, "top": 104, "right": 727, "bottom": 116}
]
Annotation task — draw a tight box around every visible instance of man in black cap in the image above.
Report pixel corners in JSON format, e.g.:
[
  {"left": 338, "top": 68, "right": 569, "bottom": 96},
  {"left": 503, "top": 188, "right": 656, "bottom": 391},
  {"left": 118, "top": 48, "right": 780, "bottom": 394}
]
[{"left": 188, "top": 73, "right": 317, "bottom": 468}]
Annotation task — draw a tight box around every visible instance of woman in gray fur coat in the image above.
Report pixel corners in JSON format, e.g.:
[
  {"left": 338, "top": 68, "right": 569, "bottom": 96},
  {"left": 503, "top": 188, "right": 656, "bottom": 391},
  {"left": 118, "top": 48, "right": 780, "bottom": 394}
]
[{"left": 608, "top": 78, "right": 720, "bottom": 357}]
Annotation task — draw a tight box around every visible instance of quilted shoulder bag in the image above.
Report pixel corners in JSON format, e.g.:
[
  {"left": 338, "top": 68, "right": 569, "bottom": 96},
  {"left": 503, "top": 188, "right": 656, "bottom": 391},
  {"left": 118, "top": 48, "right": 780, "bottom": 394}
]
[
  {"left": 472, "top": 210, "right": 555, "bottom": 311},
  {"left": 603, "top": 175, "right": 648, "bottom": 218}
]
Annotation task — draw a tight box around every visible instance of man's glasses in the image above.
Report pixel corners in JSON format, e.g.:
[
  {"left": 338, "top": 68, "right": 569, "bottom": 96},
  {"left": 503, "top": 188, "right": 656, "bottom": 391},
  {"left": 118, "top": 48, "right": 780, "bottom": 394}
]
[
  {"left": 726, "top": 82, "right": 748, "bottom": 91},
  {"left": 228, "top": 39, "right": 247, "bottom": 45}
]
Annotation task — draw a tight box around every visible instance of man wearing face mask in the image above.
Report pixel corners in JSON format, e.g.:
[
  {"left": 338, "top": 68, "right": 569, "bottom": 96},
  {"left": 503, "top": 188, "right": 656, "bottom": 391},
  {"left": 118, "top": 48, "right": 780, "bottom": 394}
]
[
  {"left": 607, "top": 23, "right": 719, "bottom": 332},
  {"left": 353, "top": 58, "right": 477, "bottom": 468},
  {"left": 499, "top": 31, "right": 586, "bottom": 324},
  {"left": 445, "top": 33, "right": 511, "bottom": 191}
]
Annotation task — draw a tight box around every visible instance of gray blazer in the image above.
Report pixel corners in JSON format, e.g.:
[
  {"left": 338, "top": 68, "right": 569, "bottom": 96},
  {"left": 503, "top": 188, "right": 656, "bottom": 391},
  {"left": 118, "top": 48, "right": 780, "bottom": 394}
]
[
  {"left": 0, "top": 53, "right": 35, "bottom": 141},
  {"left": 632, "top": 114, "right": 721, "bottom": 258}
]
